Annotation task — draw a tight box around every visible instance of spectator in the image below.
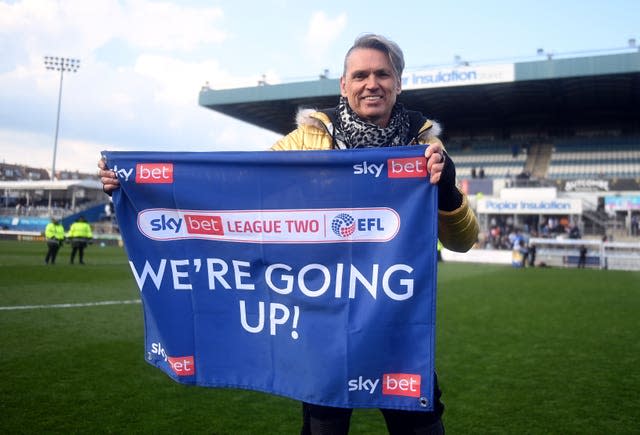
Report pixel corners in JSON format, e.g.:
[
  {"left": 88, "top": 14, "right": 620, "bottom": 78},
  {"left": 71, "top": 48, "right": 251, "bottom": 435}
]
[
  {"left": 511, "top": 144, "right": 520, "bottom": 157},
  {"left": 104, "top": 201, "right": 114, "bottom": 221},
  {"left": 569, "top": 224, "right": 581, "bottom": 239},
  {"left": 528, "top": 243, "right": 537, "bottom": 267},
  {"left": 512, "top": 239, "right": 528, "bottom": 268},
  {"left": 578, "top": 245, "right": 587, "bottom": 268}
]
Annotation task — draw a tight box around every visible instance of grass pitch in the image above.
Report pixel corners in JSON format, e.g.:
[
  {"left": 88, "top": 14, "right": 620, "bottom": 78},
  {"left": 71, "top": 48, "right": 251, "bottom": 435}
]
[{"left": 1, "top": 240, "right": 638, "bottom": 434}]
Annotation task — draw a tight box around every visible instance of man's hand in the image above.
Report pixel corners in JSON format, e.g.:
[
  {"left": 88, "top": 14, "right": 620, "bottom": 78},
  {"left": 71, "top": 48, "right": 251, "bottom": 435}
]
[
  {"left": 425, "top": 144, "right": 462, "bottom": 211},
  {"left": 424, "top": 143, "right": 446, "bottom": 184},
  {"left": 98, "top": 157, "right": 120, "bottom": 194}
]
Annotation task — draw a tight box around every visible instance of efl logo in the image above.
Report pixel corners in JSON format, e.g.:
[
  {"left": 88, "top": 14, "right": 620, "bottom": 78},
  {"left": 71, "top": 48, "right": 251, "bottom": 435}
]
[
  {"left": 136, "top": 163, "right": 174, "bottom": 184},
  {"left": 167, "top": 356, "right": 195, "bottom": 377},
  {"left": 184, "top": 214, "right": 224, "bottom": 236},
  {"left": 331, "top": 213, "right": 356, "bottom": 237},
  {"left": 331, "top": 213, "right": 387, "bottom": 238},
  {"left": 382, "top": 373, "right": 421, "bottom": 397},
  {"left": 388, "top": 157, "right": 427, "bottom": 179}
]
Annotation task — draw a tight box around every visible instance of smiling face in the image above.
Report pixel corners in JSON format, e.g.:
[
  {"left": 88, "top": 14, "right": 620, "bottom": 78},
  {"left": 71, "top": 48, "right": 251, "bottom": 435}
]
[{"left": 340, "top": 47, "right": 401, "bottom": 128}]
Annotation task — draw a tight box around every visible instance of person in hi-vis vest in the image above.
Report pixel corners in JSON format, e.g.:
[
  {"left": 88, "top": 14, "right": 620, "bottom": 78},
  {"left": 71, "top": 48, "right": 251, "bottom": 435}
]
[
  {"left": 67, "top": 216, "right": 93, "bottom": 264},
  {"left": 44, "top": 218, "right": 65, "bottom": 265}
]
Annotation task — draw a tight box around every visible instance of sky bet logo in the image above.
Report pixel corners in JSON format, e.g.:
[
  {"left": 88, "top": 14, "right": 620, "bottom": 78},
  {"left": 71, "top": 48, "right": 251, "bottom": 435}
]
[
  {"left": 353, "top": 161, "right": 384, "bottom": 177},
  {"left": 353, "top": 157, "right": 427, "bottom": 179},
  {"left": 387, "top": 157, "right": 427, "bottom": 179},
  {"left": 348, "top": 373, "right": 421, "bottom": 397},
  {"left": 150, "top": 215, "right": 182, "bottom": 233},
  {"left": 136, "top": 163, "right": 174, "bottom": 184},
  {"left": 149, "top": 342, "right": 195, "bottom": 377},
  {"left": 111, "top": 163, "right": 174, "bottom": 184},
  {"left": 150, "top": 214, "right": 224, "bottom": 235}
]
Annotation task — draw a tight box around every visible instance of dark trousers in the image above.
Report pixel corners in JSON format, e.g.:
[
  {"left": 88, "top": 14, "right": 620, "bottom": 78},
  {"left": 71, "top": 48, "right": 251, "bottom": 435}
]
[
  {"left": 45, "top": 241, "right": 61, "bottom": 264},
  {"left": 300, "top": 375, "right": 444, "bottom": 435},
  {"left": 70, "top": 242, "right": 87, "bottom": 264},
  {"left": 300, "top": 403, "right": 444, "bottom": 435}
]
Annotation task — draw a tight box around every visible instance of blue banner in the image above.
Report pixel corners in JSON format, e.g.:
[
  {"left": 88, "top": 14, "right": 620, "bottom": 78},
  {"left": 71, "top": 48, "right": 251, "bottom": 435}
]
[{"left": 103, "top": 145, "right": 438, "bottom": 411}]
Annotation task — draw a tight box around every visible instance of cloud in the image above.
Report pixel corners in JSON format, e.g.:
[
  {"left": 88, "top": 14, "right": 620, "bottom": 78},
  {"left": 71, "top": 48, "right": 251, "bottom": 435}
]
[
  {"left": 0, "top": 127, "right": 108, "bottom": 175},
  {"left": 0, "top": 0, "right": 280, "bottom": 174},
  {"left": 145, "top": 56, "right": 286, "bottom": 93},
  {"left": 0, "top": 0, "right": 227, "bottom": 56},
  {"left": 302, "top": 11, "right": 347, "bottom": 71},
  {"left": 120, "top": 0, "right": 227, "bottom": 51}
]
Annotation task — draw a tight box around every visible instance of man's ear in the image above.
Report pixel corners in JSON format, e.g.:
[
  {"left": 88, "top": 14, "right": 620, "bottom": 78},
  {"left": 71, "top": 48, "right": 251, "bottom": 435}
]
[{"left": 340, "top": 77, "right": 347, "bottom": 97}]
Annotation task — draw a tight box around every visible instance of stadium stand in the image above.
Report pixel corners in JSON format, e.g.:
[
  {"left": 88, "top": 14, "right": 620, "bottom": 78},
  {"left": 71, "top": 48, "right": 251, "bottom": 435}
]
[
  {"left": 197, "top": 48, "right": 640, "bottom": 268},
  {"left": 0, "top": 163, "right": 116, "bottom": 239},
  {"left": 547, "top": 136, "right": 640, "bottom": 179},
  {"left": 444, "top": 140, "right": 528, "bottom": 179}
]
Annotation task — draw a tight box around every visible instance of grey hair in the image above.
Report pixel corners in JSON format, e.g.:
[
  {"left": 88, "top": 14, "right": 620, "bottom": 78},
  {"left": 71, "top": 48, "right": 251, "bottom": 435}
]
[{"left": 342, "top": 34, "right": 405, "bottom": 82}]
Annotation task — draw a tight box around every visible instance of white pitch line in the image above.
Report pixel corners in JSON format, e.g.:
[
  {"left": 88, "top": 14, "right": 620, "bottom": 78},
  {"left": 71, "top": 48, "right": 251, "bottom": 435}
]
[{"left": 0, "top": 299, "right": 141, "bottom": 311}]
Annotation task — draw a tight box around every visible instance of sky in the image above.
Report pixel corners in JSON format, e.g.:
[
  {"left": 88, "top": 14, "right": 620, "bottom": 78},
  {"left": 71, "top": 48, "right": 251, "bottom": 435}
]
[{"left": 1, "top": 0, "right": 638, "bottom": 176}]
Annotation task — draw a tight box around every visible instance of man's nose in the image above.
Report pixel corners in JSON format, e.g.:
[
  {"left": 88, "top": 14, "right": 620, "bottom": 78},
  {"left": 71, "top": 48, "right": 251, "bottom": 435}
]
[{"left": 365, "top": 74, "right": 379, "bottom": 88}]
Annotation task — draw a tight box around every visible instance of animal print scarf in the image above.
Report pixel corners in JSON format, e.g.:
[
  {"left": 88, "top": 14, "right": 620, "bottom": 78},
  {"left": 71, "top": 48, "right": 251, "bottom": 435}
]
[{"left": 334, "top": 96, "right": 411, "bottom": 149}]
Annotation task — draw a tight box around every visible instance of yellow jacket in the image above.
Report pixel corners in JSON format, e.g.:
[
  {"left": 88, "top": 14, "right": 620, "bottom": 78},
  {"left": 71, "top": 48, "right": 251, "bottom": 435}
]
[
  {"left": 45, "top": 222, "right": 65, "bottom": 241},
  {"left": 271, "top": 110, "right": 479, "bottom": 252},
  {"left": 67, "top": 220, "right": 93, "bottom": 240}
]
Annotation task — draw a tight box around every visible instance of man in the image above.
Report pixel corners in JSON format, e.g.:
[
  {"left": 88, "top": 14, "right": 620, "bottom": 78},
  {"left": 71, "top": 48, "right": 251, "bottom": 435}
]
[
  {"left": 67, "top": 216, "right": 93, "bottom": 265},
  {"left": 578, "top": 244, "right": 587, "bottom": 268},
  {"left": 99, "top": 34, "right": 478, "bottom": 434},
  {"left": 275, "top": 34, "right": 478, "bottom": 434},
  {"left": 44, "top": 218, "right": 65, "bottom": 265}
]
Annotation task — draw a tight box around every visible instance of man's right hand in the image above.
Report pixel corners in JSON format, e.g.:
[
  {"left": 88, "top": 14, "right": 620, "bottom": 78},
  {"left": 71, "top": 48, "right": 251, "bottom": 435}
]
[{"left": 98, "top": 157, "right": 120, "bottom": 194}]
